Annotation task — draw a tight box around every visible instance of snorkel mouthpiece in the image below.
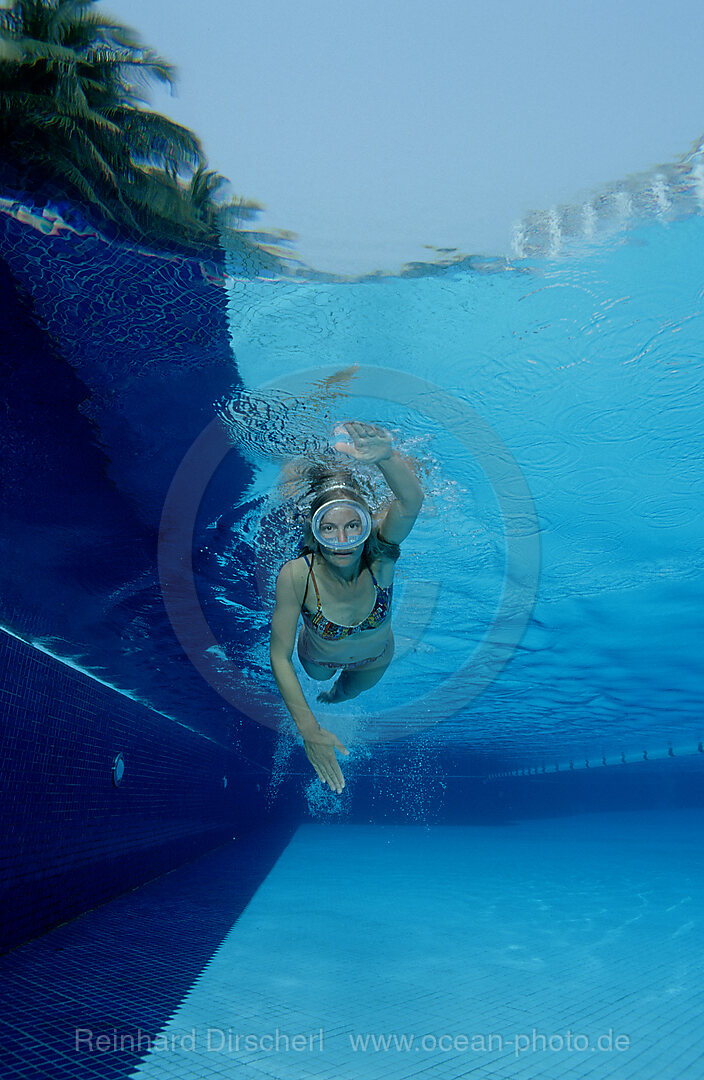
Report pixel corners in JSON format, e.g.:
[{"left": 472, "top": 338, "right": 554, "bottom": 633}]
[{"left": 311, "top": 499, "right": 372, "bottom": 552}]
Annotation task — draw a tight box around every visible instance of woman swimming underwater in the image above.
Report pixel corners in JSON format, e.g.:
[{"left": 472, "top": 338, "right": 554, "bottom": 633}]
[{"left": 270, "top": 422, "right": 424, "bottom": 794}]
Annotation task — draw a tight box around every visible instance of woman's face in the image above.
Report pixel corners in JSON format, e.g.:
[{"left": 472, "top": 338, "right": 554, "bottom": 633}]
[
  {"left": 318, "top": 506, "right": 366, "bottom": 554},
  {"left": 311, "top": 498, "right": 371, "bottom": 561}
]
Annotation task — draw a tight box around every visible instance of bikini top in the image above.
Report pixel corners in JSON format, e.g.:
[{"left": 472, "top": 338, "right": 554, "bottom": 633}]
[{"left": 300, "top": 553, "right": 392, "bottom": 641}]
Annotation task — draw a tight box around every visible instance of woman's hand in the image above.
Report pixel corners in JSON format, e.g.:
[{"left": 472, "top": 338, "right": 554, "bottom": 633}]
[
  {"left": 302, "top": 726, "right": 349, "bottom": 794},
  {"left": 334, "top": 421, "right": 392, "bottom": 464}
]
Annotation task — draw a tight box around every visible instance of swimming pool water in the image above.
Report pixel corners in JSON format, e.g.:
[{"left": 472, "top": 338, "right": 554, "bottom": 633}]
[
  {"left": 2, "top": 194, "right": 703, "bottom": 792},
  {"left": 218, "top": 215, "right": 704, "bottom": 776}
]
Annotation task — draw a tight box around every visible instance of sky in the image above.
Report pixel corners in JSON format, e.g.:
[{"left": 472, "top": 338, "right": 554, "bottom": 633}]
[{"left": 102, "top": 0, "right": 704, "bottom": 274}]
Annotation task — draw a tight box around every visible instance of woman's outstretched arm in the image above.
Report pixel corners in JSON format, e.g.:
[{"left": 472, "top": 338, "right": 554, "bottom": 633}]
[
  {"left": 269, "top": 561, "right": 349, "bottom": 793},
  {"left": 334, "top": 422, "right": 424, "bottom": 544}
]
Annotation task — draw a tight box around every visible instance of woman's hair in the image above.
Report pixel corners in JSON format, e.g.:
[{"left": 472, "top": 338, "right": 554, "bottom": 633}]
[{"left": 299, "top": 469, "right": 400, "bottom": 565}]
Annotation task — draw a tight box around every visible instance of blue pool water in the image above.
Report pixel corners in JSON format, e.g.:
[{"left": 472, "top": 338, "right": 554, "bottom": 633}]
[
  {"left": 2, "top": 165, "right": 704, "bottom": 1080},
  {"left": 4, "top": 195, "right": 703, "bottom": 786},
  {"left": 217, "top": 215, "right": 704, "bottom": 778}
]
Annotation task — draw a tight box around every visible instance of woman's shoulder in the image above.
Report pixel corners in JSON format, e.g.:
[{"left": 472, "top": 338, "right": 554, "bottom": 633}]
[{"left": 277, "top": 554, "right": 311, "bottom": 599}]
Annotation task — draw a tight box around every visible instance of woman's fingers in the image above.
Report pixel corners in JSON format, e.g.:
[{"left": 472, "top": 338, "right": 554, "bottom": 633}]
[
  {"left": 322, "top": 757, "right": 344, "bottom": 792},
  {"left": 344, "top": 420, "right": 380, "bottom": 441},
  {"left": 335, "top": 422, "right": 391, "bottom": 461},
  {"left": 313, "top": 750, "right": 344, "bottom": 790},
  {"left": 333, "top": 440, "right": 357, "bottom": 456},
  {"left": 304, "top": 740, "right": 345, "bottom": 792},
  {"left": 304, "top": 727, "right": 346, "bottom": 790}
]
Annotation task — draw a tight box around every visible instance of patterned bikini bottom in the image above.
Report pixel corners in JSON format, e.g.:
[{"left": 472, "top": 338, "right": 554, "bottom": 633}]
[{"left": 297, "top": 630, "right": 394, "bottom": 672}]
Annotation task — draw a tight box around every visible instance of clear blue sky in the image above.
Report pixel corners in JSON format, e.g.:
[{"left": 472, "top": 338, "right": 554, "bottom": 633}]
[{"left": 104, "top": 0, "right": 704, "bottom": 273}]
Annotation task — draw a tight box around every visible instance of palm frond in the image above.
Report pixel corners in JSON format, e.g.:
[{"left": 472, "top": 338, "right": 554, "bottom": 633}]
[
  {"left": 103, "top": 106, "right": 203, "bottom": 168},
  {"left": 188, "top": 165, "right": 230, "bottom": 209},
  {"left": 48, "top": 0, "right": 96, "bottom": 44},
  {"left": 0, "top": 0, "right": 242, "bottom": 252},
  {"left": 0, "top": 87, "right": 123, "bottom": 140},
  {"left": 45, "top": 146, "right": 119, "bottom": 220},
  {"left": 68, "top": 123, "right": 123, "bottom": 186},
  {"left": 219, "top": 197, "right": 265, "bottom": 224},
  {"left": 0, "top": 40, "right": 23, "bottom": 62},
  {"left": 0, "top": 37, "right": 80, "bottom": 64}
]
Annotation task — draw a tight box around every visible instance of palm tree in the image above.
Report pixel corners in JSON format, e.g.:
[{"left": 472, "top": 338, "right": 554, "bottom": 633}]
[{"left": 0, "top": 0, "right": 226, "bottom": 249}]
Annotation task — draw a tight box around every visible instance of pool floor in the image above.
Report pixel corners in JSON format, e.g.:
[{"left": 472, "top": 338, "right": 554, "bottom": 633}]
[{"left": 2, "top": 812, "right": 703, "bottom": 1079}]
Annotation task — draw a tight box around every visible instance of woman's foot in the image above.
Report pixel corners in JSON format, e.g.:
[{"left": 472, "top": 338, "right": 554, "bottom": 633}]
[{"left": 317, "top": 679, "right": 345, "bottom": 704}]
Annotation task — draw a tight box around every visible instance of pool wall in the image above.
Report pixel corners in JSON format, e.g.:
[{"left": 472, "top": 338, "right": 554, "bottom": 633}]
[
  {"left": 0, "top": 627, "right": 273, "bottom": 954},
  {"left": 0, "top": 194, "right": 266, "bottom": 740},
  {"left": 0, "top": 196, "right": 292, "bottom": 953}
]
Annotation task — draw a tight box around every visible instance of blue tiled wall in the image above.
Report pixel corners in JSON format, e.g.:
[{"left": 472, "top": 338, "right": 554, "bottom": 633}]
[
  {"left": 0, "top": 628, "right": 272, "bottom": 954},
  {"left": 0, "top": 204, "right": 260, "bottom": 746}
]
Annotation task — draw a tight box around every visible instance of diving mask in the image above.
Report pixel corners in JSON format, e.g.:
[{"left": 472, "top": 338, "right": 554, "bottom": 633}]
[{"left": 311, "top": 499, "right": 372, "bottom": 552}]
